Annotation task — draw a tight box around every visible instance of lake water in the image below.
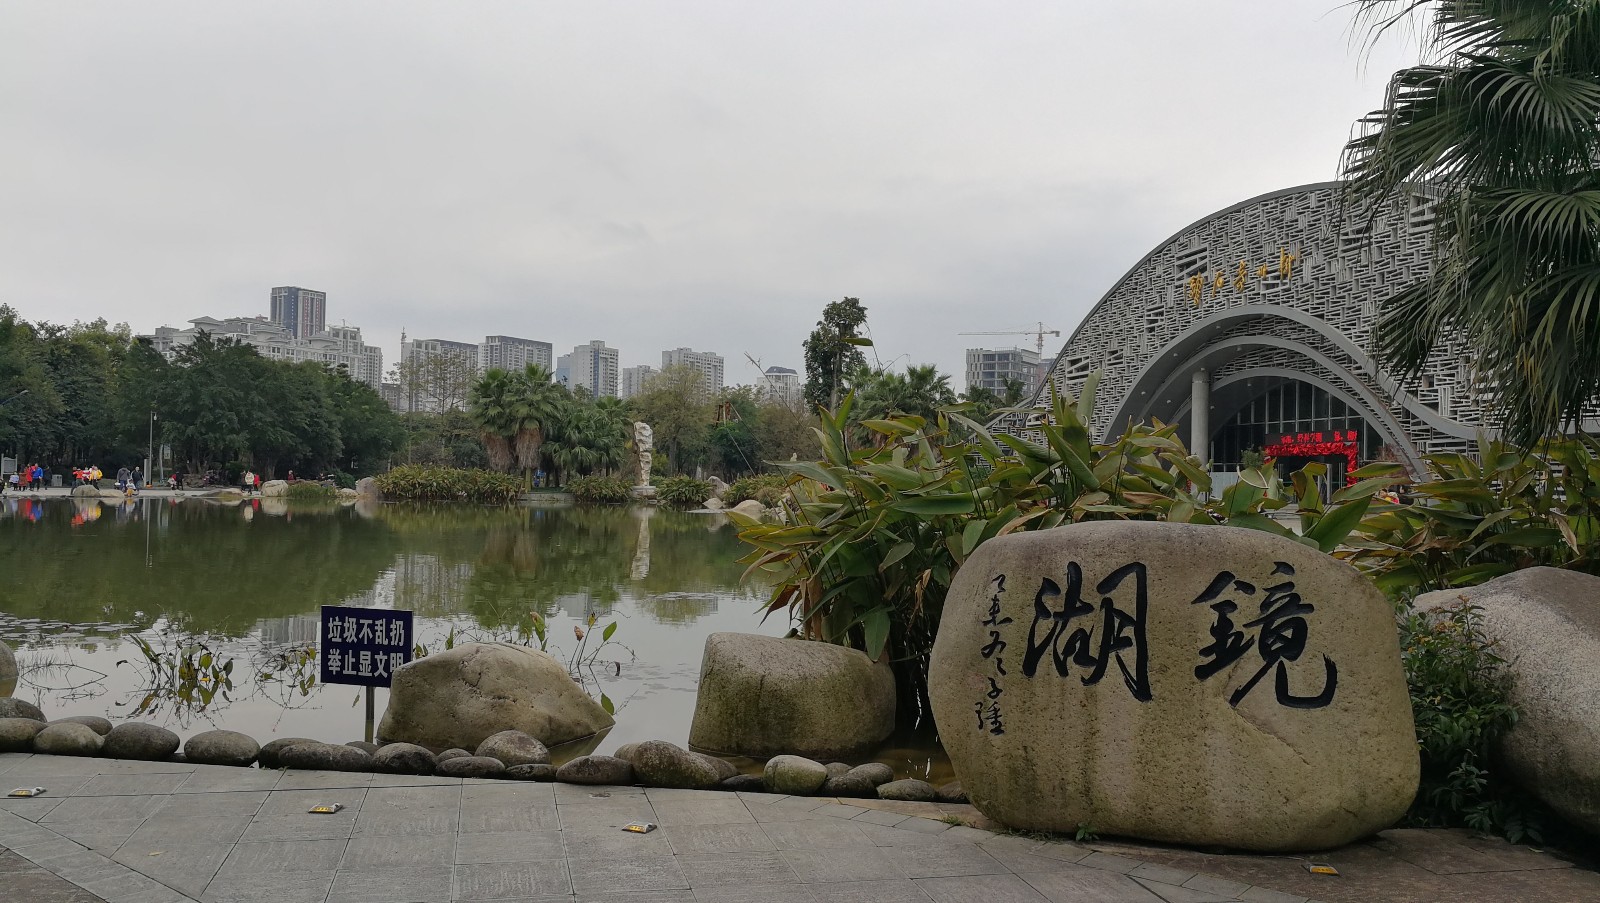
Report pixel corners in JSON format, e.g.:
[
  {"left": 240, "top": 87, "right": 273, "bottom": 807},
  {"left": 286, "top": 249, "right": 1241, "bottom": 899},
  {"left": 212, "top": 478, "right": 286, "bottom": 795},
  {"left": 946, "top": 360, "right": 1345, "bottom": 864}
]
[{"left": 0, "top": 496, "right": 949, "bottom": 780}]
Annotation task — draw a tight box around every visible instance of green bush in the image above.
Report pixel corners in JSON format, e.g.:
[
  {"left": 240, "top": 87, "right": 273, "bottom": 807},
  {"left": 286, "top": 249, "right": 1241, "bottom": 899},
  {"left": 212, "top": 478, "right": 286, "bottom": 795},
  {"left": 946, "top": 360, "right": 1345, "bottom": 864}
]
[
  {"left": 283, "top": 481, "right": 337, "bottom": 501},
  {"left": 655, "top": 475, "right": 713, "bottom": 508},
  {"left": 726, "top": 474, "right": 788, "bottom": 507},
  {"left": 374, "top": 465, "right": 524, "bottom": 503},
  {"left": 1398, "top": 600, "right": 1539, "bottom": 842},
  {"left": 567, "top": 475, "right": 632, "bottom": 504},
  {"left": 735, "top": 377, "right": 1399, "bottom": 717}
]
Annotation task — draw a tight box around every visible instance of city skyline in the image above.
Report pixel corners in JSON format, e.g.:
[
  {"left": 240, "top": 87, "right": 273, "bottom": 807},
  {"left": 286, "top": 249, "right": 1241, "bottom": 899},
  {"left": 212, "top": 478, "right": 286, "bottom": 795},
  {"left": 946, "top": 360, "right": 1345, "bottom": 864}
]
[{"left": 1, "top": 4, "right": 1414, "bottom": 385}]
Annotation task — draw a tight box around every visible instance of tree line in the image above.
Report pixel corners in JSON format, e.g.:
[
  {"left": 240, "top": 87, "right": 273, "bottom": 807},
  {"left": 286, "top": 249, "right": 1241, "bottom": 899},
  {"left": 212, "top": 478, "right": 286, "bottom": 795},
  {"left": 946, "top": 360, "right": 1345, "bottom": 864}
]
[{"left": 0, "top": 307, "right": 401, "bottom": 480}]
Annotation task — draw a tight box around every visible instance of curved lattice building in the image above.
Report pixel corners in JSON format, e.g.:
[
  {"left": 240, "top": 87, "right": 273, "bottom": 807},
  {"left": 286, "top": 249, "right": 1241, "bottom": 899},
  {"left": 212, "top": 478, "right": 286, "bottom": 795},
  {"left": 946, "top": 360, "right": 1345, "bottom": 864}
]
[{"left": 1000, "top": 182, "right": 1485, "bottom": 481}]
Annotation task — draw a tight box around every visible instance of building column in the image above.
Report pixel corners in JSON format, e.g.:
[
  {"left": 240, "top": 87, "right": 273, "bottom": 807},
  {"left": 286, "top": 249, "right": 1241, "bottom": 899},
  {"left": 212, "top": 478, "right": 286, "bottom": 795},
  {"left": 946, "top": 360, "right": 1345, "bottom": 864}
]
[{"left": 1190, "top": 369, "right": 1210, "bottom": 466}]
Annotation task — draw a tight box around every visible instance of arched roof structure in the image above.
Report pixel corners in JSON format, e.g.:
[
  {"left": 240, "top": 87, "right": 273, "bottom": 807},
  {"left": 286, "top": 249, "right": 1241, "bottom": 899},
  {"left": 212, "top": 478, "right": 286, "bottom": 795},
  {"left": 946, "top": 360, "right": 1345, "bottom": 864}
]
[{"left": 998, "top": 183, "right": 1485, "bottom": 471}]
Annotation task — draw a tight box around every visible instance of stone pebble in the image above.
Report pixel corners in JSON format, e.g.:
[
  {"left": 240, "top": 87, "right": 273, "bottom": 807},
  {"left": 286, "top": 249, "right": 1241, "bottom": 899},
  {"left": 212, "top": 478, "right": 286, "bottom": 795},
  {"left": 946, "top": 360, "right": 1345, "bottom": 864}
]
[
  {"left": 184, "top": 730, "right": 260, "bottom": 767},
  {"left": 32, "top": 722, "right": 104, "bottom": 756},
  {"left": 0, "top": 699, "right": 45, "bottom": 722},
  {"left": 101, "top": 723, "right": 180, "bottom": 761},
  {"left": 765, "top": 755, "right": 829, "bottom": 795},
  {"left": 0, "top": 717, "right": 48, "bottom": 752}
]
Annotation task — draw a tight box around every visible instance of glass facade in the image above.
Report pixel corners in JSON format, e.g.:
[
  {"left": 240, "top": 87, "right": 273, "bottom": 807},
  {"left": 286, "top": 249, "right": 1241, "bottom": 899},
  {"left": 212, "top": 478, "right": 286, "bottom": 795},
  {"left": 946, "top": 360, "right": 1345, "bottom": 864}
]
[{"left": 1211, "top": 377, "right": 1383, "bottom": 473}]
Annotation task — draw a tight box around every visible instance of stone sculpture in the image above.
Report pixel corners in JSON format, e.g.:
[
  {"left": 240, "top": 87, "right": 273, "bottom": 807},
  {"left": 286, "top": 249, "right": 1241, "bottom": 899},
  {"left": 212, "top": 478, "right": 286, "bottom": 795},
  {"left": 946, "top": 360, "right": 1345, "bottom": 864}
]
[{"left": 633, "top": 421, "right": 653, "bottom": 488}]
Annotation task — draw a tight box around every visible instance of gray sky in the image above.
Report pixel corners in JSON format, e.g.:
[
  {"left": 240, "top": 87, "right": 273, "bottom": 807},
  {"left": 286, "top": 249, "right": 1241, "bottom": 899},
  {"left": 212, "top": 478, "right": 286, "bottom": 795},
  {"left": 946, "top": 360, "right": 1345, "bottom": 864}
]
[{"left": 0, "top": 1, "right": 1415, "bottom": 387}]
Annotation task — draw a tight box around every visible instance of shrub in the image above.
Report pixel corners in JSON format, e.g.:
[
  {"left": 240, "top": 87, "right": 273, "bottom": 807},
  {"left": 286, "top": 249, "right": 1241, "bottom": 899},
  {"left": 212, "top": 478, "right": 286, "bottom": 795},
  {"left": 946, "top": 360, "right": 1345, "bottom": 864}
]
[
  {"left": 726, "top": 474, "right": 788, "bottom": 507},
  {"left": 567, "top": 475, "right": 632, "bottom": 504},
  {"left": 374, "top": 465, "right": 524, "bottom": 503},
  {"left": 1343, "top": 435, "right": 1600, "bottom": 593},
  {"left": 1398, "top": 600, "right": 1539, "bottom": 841},
  {"left": 283, "top": 481, "right": 337, "bottom": 501},
  {"left": 735, "top": 377, "right": 1400, "bottom": 718},
  {"left": 655, "top": 475, "right": 713, "bottom": 508}
]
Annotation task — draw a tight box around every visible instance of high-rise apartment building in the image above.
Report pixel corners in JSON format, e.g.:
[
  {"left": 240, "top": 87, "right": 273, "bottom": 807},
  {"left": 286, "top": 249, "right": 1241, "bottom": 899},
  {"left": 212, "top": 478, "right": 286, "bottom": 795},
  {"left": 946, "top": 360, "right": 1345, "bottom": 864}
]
[
  {"left": 144, "top": 316, "right": 384, "bottom": 389},
  {"left": 661, "top": 347, "right": 724, "bottom": 397},
  {"left": 759, "top": 365, "right": 804, "bottom": 409},
  {"left": 568, "top": 341, "right": 620, "bottom": 398},
  {"left": 400, "top": 337, "right": 479, "bottom": 412},
  {"left": 478, "top": 335, "right": 553, "bottom": 375},
  {"left": 620, "top": 365, "right": 657, "bottom": 399},
  {"left": 269, "top": 287, "right": 327, "bottom": 339},
  {"left": 965, "top": 346, "right": 1042, "bottom": 395}
]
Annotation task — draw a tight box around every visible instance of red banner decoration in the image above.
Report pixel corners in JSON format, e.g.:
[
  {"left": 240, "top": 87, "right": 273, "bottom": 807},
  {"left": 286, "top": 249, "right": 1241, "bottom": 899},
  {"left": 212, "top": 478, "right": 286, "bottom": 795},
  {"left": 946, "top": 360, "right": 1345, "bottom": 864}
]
[{"left": 1262, "top": 440, "right": 1360, "bottom": 484}]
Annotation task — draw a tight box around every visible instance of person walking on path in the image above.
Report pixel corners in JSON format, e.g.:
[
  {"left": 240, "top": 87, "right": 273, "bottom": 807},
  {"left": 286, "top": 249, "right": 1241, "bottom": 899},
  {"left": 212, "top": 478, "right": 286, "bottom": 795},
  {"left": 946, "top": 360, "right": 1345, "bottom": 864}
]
[
  {"left": 253, "top": 471, "right": 262, "bottom": 494},
  {"left": 242, "top": 469, "right": 256, "bottom": 495},
  {"left": 132, "top": 466, "right": 142, "bottom": 491},
  {"left": 116, "top": 466, "right": 131, "bottom": 491}
]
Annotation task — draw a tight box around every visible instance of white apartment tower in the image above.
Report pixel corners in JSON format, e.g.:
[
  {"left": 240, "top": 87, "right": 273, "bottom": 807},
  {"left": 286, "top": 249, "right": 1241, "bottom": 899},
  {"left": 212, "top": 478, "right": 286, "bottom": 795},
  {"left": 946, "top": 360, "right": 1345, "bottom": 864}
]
[
  {"left": 620, "top": 365, "right": 657, "bottom": 399},
  {"left": 400, "top": 337, "right": 480, "bottom": 412},
  {"left": 661, "top": 347, "right": 724, "bottom": 396},
  {"left": 965, "top": 346, "right": 1042, "bottom": 395},
  {"left": 568, "top": 340, "right": 620, "bottom": 398},
  {"left": 760, "top": 365, "right": 804, "bottom": 409},
  {"left": 478, "top": 335, "right": 553, "bottom": 375}
]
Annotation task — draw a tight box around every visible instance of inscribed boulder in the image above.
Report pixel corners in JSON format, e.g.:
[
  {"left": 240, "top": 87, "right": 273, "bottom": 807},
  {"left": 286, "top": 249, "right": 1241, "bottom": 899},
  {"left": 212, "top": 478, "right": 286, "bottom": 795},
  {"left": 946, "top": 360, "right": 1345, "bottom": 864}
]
[{"left": 928, "top": 521, "right": 1417, "bottom": 851}]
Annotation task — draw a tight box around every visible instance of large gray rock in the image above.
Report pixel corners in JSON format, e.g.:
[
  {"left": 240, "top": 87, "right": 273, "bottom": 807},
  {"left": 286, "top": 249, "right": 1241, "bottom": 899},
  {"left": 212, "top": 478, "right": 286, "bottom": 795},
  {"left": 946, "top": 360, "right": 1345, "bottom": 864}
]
[
  {"left": 258, "top": 737, "right": 318, "bottom": 770},
  {"left": 184, "top": 730, "right": 260, "bottom": 767},
  {"left": 821, "top": 772, "right": 876, "bottom": 798},
  {"left": 371, "top": 742, "right": 437, "bottom": 775},
  {"left": 378, "top": 643, "right": 614, "bottom": 751},
  {"left": 103, "top": 723, "right": 181, "bottom": 761},
  {"left": 764, "top": 755, "right": 829, "bottom": 795},
  {"left": 475, "top": 730, "right": 550, "bottom": 767},
  {"left": 846, "top": 762, "right": 894, "bottom": 787},
  {"left": 355, "top": 477, "right": 381, "bottom": 500},
  {"left": 260, "top": 480, "right": 289, "bottom": 497},
  {"left": 631, "top": 740, "right": 721, "bottom": 789},
  {"left": 556, "top": 755, "right": 635, "bottom": 786},
  {"left": 0, "top": 717, "right": 46, "bottom": 752},
  {"left": 51, "top": 716, "right": 111, "bottom": 736},
  {"left": 0, "top": 699, "right": 44, "bottom": 722},
  {"left": 696, "top": 753, "right": 738, "bottom": 782},
  {"left": 32, "top": 722, "right": 104, "bottom": 756},
  {"left": 0, "top": 640, "right": 15, "bottom": 697},
  {"left": 1416, "top": 568, "right": 1600, "bottom": 834},
  {"left": 278, "top": 742, "right": 372, "bottom": 772},
  {"left": 928, "top": 521, "right": 1418, "bottom": 852},
  {"left": 507, "top": 763, "right": 558, "bottom": 781},
  {"left": 69, "top": 485, "right": 99, "bottom": 499},
  {"left": 689, "top": 633, "right": 896, "bottom": 760}
]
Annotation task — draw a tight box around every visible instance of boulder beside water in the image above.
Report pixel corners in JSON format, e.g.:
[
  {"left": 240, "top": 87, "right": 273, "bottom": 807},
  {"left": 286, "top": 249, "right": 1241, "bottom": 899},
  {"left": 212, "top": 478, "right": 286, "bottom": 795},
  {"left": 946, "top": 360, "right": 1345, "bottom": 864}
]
[
  {"left": 377, "top": 643, "right": 613, "bottom": 751},
  {"left": 0, "top": 640, "right": 16, "bottom": 697},
  {"left": 928, "top": 521, "right": 1419, "bottom": 852},
  {"left": 103, "top": 723, "right": 181, "bottom": 761},
  {"left": 1417, "top": 567, "right": 1600, "bottom": 835},
  {"left": 688, "top": 633, "right": 895, "bottom": 760},
  {"left": 184, "top": 729, "right": 260, "bottom": 767}
]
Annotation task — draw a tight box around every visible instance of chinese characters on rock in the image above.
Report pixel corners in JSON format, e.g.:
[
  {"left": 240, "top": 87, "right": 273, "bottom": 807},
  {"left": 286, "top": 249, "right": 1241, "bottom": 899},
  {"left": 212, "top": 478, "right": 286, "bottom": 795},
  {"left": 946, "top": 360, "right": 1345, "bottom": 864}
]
[{"left": 976, "top": 559, "right": 1338, "bottom": 733}]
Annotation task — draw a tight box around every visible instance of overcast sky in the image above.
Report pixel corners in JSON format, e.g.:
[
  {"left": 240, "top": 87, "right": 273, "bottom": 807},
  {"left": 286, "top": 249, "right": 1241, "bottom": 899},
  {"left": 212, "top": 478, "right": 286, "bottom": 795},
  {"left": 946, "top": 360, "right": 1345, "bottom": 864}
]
[{"left": 0, "top": 2, "right": 1417, "bottom": 387}]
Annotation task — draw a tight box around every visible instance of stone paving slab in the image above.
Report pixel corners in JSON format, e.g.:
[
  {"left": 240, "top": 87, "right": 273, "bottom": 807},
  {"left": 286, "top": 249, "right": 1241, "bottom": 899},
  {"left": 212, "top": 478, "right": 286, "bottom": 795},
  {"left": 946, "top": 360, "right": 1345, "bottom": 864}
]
[{"left": 0, "top": 752, "right": 1591, "bottom": 902}]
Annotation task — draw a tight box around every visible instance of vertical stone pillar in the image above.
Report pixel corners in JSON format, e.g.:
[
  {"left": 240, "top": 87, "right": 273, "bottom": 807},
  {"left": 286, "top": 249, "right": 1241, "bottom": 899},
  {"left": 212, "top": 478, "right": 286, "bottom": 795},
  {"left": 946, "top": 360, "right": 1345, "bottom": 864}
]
[{"left": 1190, "top": 369, "right": 1210, "bottom": 466}]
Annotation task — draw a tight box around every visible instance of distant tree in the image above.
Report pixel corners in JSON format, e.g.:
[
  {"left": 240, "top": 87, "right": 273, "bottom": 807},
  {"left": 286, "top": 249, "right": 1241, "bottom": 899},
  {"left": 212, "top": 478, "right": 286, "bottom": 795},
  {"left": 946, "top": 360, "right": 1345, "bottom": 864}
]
[
  {"left": 512, "top": 364, "right": 569, "bottom": 479},
  {"left": 802, "top": 297, "right": 871, "bottom": 411},
  {"left": 854, "top": 364, "right": 955, "bottom": 425},
  {"left": 629, "top": 364, "right": 712, "bottom": 475},
  {"left": 468, "top": 367, "right": 520, "bottom": 472},
  {"left": 398, "top": 351, "right": 475, "bottom": 413}
]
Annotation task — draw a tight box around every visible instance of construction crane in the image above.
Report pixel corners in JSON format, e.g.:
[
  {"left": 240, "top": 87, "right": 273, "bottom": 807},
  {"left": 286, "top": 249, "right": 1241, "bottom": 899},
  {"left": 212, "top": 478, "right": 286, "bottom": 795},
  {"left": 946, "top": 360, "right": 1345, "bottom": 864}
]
[{"left": 960, "top": 321, "right": 1061, "bottom": 354}]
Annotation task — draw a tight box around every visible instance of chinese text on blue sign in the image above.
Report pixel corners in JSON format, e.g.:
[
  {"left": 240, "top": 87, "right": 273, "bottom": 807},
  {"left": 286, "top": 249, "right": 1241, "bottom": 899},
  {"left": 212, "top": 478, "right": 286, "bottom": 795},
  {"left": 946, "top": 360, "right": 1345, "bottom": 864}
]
[{"left": 319, "top": 605, "right": 413, "bottom": 687}]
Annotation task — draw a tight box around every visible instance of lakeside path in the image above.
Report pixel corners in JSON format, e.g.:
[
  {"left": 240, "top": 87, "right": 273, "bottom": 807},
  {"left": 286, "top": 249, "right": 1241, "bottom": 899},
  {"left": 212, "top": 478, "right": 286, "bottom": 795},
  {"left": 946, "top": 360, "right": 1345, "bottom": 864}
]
[{"left": 0, "top": 753, "right": 1594, "bottom": 903}]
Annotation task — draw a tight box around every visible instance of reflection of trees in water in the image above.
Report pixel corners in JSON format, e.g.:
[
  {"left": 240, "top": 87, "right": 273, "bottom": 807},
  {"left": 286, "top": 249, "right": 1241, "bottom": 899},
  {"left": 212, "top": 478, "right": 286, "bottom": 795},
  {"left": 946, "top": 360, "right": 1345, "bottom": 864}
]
[
  {"left": 632, "top": 592, "right": 719, "bottom": 625},
  {"left": 0, "top": 499, "right": 405, "bottom": 636}
]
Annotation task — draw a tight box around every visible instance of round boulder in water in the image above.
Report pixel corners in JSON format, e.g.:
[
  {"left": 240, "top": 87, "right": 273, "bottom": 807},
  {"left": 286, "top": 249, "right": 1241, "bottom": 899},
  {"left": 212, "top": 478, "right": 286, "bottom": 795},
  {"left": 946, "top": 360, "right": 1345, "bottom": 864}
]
[
  {"left": 371, "top": 742, "right": 436, "bottom": 776},
  {"left": 0, "top": 698, "right": 45, "bottom": 722},
  {"left": 475, "top": 730, "right": 549, "bottom": 767},
  {"left": 184, "top": 730, "right": 260, "bottom": 767},
  {"left": 51, "top": 716, "right": 111, "bottom": 736},
  {"left": 0, "top": 717, "right": 47, "bottom": 752},
  {"left": 102, "top": 723, "right": 180, "bottom": 761},
  {"left": 33, "top": 722, "right": 104, "bottom": 756}
]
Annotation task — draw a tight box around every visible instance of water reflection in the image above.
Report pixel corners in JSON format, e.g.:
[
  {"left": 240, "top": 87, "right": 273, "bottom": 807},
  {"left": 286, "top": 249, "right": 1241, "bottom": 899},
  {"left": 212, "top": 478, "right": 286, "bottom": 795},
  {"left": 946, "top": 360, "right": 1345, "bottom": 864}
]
[{"left": 0, "top": 498, "right": 776, "bottom": 750}]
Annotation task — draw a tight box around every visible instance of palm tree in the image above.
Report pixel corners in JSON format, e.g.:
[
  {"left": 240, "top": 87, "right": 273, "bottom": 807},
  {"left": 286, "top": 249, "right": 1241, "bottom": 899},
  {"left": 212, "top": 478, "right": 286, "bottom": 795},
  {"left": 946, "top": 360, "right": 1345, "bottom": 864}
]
[
  {"left": 468, "top": 368, "right": 519, "bottom": 472},
  {"left": 512, "top": 364, "right": 568, "bottom": 481},
  {"left": 1343, "top": 1, "right": 1600, "bottom": 445},
  {"left": 544, "top": 396, "right": 629, "bottom": 481}
]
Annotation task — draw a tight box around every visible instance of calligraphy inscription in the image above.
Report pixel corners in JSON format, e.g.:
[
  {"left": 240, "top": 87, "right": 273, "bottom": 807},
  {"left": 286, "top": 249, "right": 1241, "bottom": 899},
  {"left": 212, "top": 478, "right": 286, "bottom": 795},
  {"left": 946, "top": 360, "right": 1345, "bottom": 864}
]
[{"left": 974, "top": 559, "right": 1337, "bottom": 732}]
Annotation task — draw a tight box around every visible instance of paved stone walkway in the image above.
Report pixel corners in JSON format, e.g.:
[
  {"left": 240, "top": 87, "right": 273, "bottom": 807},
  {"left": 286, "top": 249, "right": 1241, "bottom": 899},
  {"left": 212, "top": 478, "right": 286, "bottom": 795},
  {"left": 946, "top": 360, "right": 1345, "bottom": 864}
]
[{"left": 1, "top": 751, "right": 1592, "bottom": 903}]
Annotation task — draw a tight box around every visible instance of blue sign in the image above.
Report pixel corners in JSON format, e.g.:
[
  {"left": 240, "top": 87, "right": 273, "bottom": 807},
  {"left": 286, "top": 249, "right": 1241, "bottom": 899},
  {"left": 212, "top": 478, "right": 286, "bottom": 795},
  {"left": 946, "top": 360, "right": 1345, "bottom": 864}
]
[{"left": 319, "top": 605, "right": 414, "bottom": 687}]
